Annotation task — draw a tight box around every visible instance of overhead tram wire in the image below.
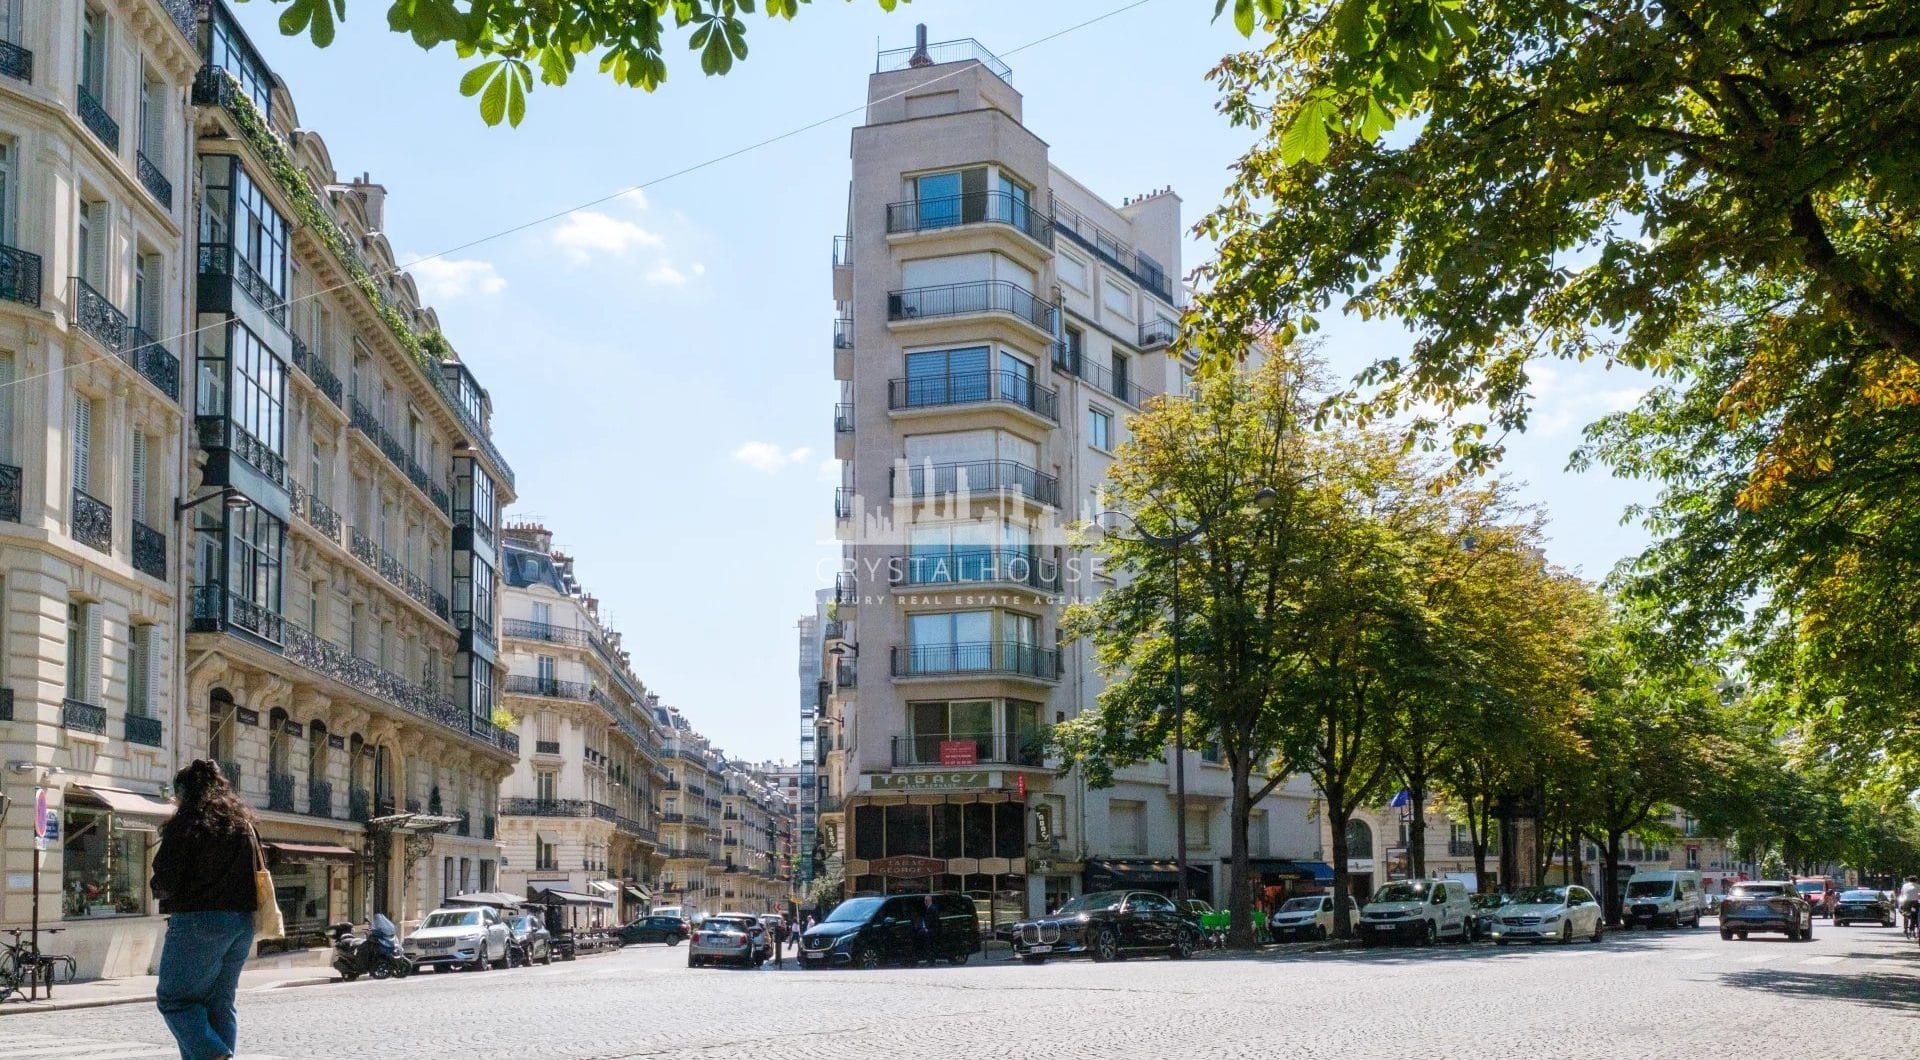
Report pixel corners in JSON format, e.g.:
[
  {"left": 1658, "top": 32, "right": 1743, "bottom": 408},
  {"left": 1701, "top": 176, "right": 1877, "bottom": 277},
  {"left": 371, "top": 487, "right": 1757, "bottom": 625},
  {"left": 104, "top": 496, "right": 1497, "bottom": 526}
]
[{"left": 0, "top": 0, "right": 1163, "bottom": 395}]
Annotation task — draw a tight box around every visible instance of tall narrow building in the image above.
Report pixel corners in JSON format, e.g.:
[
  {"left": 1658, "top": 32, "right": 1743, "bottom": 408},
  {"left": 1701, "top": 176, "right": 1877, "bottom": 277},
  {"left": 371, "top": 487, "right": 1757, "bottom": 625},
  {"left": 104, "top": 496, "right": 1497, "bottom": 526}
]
[{"left": 823, "top": 30, "right": 1320, "bottom": 923}]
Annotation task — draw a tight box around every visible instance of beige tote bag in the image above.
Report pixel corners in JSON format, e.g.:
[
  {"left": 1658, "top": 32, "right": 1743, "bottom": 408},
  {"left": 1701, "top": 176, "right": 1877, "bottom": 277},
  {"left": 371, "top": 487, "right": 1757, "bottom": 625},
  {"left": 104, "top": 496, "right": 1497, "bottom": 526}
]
[{"left": 248, "top": 828, "right": 285, "bottom": 940}]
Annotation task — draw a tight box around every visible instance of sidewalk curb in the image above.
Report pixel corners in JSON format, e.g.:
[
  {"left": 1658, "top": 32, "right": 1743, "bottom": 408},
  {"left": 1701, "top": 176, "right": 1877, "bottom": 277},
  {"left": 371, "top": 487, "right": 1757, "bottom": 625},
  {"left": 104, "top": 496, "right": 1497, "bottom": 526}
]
[{"left": 0, "top": 976, "right": 334, "bottom": 1016}]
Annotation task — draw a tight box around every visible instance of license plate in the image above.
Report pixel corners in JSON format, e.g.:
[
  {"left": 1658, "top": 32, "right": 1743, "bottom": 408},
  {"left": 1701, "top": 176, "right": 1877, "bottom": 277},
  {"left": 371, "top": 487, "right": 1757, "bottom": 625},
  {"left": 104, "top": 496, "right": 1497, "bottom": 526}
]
[
  {"left": 1027, "top": 945, "right": 1052, "bottom": 953},
  {"left": 423, "top": 941, "right": 449, "bottom": 950}
]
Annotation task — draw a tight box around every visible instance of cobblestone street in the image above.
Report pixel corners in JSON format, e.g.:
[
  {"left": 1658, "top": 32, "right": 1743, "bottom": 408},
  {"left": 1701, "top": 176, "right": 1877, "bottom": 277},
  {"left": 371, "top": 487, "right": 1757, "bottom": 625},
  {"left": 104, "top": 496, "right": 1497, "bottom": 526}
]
[{"left": 4, "top": 921, "right": 1916, "bottom": 1059}]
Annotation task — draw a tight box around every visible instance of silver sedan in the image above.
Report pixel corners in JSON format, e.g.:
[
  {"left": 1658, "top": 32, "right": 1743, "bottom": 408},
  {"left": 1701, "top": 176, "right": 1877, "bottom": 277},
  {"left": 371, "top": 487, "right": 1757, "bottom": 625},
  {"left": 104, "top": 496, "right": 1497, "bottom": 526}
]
[{"left": 688, "top": 914, "right": 766, "bottom": 968}]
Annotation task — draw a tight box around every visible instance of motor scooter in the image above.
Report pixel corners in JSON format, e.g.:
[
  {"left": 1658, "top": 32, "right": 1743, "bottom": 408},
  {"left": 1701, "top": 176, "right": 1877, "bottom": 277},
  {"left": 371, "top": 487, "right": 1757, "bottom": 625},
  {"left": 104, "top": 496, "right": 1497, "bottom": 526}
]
[{"left": 330, "top": 914, "right": 411, "bottom": 981}]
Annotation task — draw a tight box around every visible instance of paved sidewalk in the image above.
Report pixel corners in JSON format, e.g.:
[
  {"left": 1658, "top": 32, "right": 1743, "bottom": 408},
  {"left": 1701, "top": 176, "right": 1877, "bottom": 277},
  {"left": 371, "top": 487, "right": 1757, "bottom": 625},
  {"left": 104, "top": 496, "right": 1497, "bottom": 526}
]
[{"left": 2, "top": 961, "right": 334, "bottom": 1015}]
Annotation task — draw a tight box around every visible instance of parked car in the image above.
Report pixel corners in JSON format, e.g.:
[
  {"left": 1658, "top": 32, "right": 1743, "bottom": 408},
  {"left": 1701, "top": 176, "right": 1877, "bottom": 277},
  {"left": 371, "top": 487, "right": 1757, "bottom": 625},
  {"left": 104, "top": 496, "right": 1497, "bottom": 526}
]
[
  {"left": 1623, "top": 870, "right": 1706, "bottom": 928},
  {"left": 1356, "top": 879, "right": 1475, "bottom": 947},
  {"left": 799, "top": 892, "right": 982, "bottom": 969},
  {"left": 1470, "top": 893, "right": 1510, "bottom": 938},
  {"left": 1270, "top": 894, "right": 1361, "bottom": 942},
  {"left": 505, "top": 913, "right": 553, "bottom": 966},
  {"left": 1793, "top": 877, "right": 1840, "bottom": 918},
  {"left": 1720, "top": 881, "right": 1815, "bottom": 941},
  {"left": 406, "top": 906, "right": 512, "bottom": 971},
  {"left": 1834, "top": 889, "right": 1896, "bottom": 928},
  {"left": 1008, "top": 890, "right": 1202, "bottom": 964},
  {"left": 612, "top": 915, "right": 689, "bottom": 946},
  {"left": 689, "top": 914, "right": 767, "bottom": 968},
  {"left": 1488, "top": 885, "right": 1605, "bottom": 945}
]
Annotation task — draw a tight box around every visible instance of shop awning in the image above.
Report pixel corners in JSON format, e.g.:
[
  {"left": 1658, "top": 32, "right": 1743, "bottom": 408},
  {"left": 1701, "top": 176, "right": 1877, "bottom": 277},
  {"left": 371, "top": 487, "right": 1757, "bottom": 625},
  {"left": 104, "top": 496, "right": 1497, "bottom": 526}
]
[
  {"left": 75, "top": 786, "right": 175, "bottom": 823},
  {"left": 587, "top": 880, "right": 621, "bottom": 896},
  {"left": 1083, "top": 859, "right": 1213, "bottom": 889},
  {"left": 625, "top": 885, "right": 652, "bottom": 902},
  {"left": 1247, "top": 859, "right": 1335, "bottom": 883},
  {"left": 524, "top": 887, "right": 614, "bottom": 907},
  {"left": 444, "top": 891, "right": 523, "bottom": 908},
  {"left": 262, "top": 840, "right": 359, "bottom": 864}
]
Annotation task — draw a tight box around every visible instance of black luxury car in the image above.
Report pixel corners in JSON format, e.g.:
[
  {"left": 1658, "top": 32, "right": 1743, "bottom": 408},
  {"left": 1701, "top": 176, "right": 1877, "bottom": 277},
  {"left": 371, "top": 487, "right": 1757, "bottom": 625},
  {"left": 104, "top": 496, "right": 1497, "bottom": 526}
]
[
  {"left": 612, "top": 915, "right": 690, "bottom": 946},
  {"left": 797, "top": 892, "right": 982, "bottom": 969},
  {"left": 1834, "top": 889, "right": 1896, "bottom": 928},
  {"left": 1009, "top": 890, "right": 1203, "bottom": 964}
]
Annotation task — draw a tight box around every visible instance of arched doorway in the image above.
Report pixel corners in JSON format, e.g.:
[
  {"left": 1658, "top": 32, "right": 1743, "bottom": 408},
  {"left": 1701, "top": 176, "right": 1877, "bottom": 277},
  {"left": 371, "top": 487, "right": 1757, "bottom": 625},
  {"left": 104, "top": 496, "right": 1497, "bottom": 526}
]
[{"left": 1345, "top": 819, "right": 1376, "bottom": 897}]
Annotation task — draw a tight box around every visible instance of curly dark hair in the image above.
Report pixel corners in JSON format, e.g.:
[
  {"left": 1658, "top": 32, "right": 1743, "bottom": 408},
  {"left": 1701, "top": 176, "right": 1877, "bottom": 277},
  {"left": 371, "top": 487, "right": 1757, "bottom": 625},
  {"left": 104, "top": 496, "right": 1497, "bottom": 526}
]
[{"left": 164, "top": 759, "right": 255, "bottom": 837}]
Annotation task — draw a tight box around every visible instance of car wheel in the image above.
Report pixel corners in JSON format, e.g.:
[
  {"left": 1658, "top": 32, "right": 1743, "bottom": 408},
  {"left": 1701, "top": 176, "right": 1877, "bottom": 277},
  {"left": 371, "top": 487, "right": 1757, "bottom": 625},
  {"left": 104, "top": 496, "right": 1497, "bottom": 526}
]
[
  {"left": 668, "top": 938, "right": 682, "bottom": 947},
  {"left": 1800, "top": 917, "right": 1814, "bottom": 942},
  {"left": 339, "top": 971, "right": 360, "bottom": 982},
  {"left": 1720, "top": 929, "right": 1733, "bottom": 941},
  {"left": 541, "top": 948, "right": 554, "bottom": 966},
  {"left": 1421, "top": 921, "right": 1437, "bottom": 947},
  {"left": 1091, "top": 928, "right": 1119, "bottom": 962},
  {"left": 1171, "top": 934, "right": 1194, "bottom": 960},
  {"left": 1737, "top": 931, "right": 1748, "bottom": 940},
  {"left": 1495, "top": 939, "right": 1508, "bottom": 947},
  {"left": 687, "top": 953, "right": 697, "bottom": 969},
  {"left": 1020, "top": 955, "right": 1047, "bottom": 965},
  {"left": 1837, "top": 920, "right": 1848, "bottom": 927},
  {"left": 947, "top": 952, "right": 969, "bottom": 966},
  {"left": 369, "top": 961, "right": 390, "bottom": 980},
  {"left": 468, "top": 953, "right": 487, "bottom": 973},
  {"left": 855, "top": 946, "right": 881, "bottom": 970},
  {"left": 1314, "top": 924, "right": 1328, "bottom": 942},
  {"left": 390, "top": 957, "right": 413, "bottom": 978},
  {"left": 1560, "top": 922, "right": 1573, "bottom": 945},
  {"left": 1589, "top": 919, "right": 1603, "bottom": 943}
]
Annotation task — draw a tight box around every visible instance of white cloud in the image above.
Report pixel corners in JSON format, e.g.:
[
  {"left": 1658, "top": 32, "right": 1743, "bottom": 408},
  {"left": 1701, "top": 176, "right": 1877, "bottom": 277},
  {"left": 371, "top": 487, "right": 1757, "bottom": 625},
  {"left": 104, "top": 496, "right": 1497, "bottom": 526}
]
[
  {"left": 406, "top": 256, "right": 505, "bottom": 300},
  {"left": 732, "top": 442, "right": 814, "bottom": 474},
  {"left": 617, "top": 188, "right": 650, "bottom": 209},
  {"left": 552, "top": 210, "right": 664, "bottom": 263},
  {"left": 816, "top": 457, "right": 843, "bottom": 483},
  {"left": 692, "top": 263, "right": 707, "bottom": 277},
  {"left": 645, "top": 263, "right": 689, "bottom": 287}
]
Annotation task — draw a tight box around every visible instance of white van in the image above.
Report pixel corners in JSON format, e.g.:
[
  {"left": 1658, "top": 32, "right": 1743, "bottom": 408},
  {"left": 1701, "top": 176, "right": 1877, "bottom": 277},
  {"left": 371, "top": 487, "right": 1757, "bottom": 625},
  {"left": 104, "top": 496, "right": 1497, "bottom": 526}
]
[
  {"left": 1356, "top": 878, "right": 1476, "bottom": 947},
  {"left": 1622, "top": 870, "right": 1705, "bottom": 928}
]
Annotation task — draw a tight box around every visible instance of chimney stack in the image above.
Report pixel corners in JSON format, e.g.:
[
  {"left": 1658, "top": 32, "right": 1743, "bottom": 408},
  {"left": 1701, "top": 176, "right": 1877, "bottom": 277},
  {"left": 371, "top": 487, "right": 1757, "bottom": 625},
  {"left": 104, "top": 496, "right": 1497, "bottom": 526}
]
[{"left": 909, "top": 24, "right": 932, "bottom": 67}]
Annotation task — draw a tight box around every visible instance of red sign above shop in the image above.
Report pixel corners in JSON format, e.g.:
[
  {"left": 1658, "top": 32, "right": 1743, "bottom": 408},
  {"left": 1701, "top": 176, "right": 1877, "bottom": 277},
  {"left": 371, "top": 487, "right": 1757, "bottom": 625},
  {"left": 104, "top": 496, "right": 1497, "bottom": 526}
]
[
  {"left": 938, "top": 740, "right": 978, "bottom": 766},
  {"left": 871, "top": 855, "right": 945, "bottom": 879}
]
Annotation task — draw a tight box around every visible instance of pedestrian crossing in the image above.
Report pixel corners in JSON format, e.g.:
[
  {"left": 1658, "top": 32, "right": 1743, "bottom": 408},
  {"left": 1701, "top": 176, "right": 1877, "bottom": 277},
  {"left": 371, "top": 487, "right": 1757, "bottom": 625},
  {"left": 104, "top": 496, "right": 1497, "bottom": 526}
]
[{"left": 0, "top": 1035, "right": 290, "bottom": 1060}]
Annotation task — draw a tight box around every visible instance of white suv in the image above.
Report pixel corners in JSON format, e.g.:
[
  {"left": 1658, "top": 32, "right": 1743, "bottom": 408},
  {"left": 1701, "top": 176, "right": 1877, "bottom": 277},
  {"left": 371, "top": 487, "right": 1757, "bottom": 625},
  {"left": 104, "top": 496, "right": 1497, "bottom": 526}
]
[{"left": 1356, "top": 879, "right": 1476, "bottom": 947}]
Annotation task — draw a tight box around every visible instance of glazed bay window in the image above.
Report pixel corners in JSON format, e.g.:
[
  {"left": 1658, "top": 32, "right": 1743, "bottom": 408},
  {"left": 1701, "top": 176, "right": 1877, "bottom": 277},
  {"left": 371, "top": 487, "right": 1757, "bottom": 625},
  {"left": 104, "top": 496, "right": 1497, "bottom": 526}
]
[
  {"left": 198, "top": 155, "right": 289, "bottom": 323},
  {"left": 902, "top": 520, "right": 1045, "bottom": 589},
  {"left": 203, "top": 2, "right": 274, "bottom": 120},
  {"left": 192, "top": 503, "right": 284, "bottom": 641},
  {"left": 61, "top": 801, "right": 151, "bottom": 918},
  {"left": 195, "top": 318, "right": 286, "bottom": 485},
  {"left": 898, "top": 610, "right": 1054, "bottom": 679},
  {"left": 899, "top": 698, "right": 1042, "bottom": 767}
]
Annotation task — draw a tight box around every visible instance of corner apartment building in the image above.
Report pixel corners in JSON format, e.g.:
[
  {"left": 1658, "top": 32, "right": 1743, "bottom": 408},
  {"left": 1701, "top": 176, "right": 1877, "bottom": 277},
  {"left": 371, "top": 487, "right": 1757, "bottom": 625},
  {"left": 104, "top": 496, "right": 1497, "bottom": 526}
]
[
  {"left": 822, "top": 32, "right": 1318, "bottom": 923},
  {"left": 0, "top": 0, "right": 198, "bottom": 980},
  {"left": 181, "top": 1, "right": 519, "bottom": 939},
  {"left": 495, "top": 522, "right": 664, "bottom": 922}
]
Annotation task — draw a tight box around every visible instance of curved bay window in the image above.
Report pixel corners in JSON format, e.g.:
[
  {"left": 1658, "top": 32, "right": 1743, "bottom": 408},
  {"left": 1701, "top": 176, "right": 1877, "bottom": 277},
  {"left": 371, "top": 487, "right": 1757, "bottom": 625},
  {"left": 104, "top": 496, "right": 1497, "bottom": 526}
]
[
  {"left": 197, "top": 155, "right": 289, "bottom": 321},
  {"left": 191, "top": 502, "right": 284, "bottom": 641},
  {"left": 195, "top": 318, "right": 286, "bottom": 485}
]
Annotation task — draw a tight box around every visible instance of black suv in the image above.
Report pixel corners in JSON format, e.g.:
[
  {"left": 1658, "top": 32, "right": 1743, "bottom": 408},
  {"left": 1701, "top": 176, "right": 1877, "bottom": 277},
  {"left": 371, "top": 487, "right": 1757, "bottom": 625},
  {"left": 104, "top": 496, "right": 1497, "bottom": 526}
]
[
  {"left": 612, "top": 915, "right": 689, "bottom": 946},
  {"left": 798, "top": 892, "right": 982, "bottom": 969}
]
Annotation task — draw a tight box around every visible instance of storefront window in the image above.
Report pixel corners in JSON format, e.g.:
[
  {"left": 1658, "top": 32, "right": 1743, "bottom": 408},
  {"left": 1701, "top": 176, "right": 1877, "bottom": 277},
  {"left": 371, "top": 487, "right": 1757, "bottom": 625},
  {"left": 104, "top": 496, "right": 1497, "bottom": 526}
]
[{"left": 61, "top": 804, "right": 150, "bottom": 918}]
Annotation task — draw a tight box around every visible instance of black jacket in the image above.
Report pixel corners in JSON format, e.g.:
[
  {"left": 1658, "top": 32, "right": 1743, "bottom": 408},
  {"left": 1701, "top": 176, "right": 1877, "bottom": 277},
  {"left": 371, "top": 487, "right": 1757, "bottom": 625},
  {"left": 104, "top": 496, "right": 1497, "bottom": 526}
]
[{"left": 152, "top": 823, "right": 258, "bottom": 914}]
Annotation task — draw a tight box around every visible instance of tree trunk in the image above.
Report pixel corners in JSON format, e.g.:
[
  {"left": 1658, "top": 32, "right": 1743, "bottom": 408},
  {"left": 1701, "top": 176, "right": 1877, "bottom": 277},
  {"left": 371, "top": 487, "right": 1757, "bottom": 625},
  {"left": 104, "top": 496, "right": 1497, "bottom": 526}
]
[
  {"left": 1327, "top": 795, "right": 1354, "bottom": 939},
  {"left": 1408, "top": 774, "right": 1428, "bottom": 879},
  {"left": 1602, "top": 832, "right": 1625, "bottom": 926},
  {"left": 1226, "top": 755, "right": 1257, "bottom": 949}
]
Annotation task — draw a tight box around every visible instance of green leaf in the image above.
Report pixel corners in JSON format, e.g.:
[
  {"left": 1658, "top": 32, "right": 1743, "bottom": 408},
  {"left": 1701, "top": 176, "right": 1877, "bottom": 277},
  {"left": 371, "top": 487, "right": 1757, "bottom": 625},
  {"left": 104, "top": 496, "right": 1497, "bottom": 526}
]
[
  {"left": 1279, "top": 98, "right": 1334, "bottom": 165},
  {"left": 279, "top": 0, "right": 314, "bottom": 37},
  {"left": 1233, "top": 0, "right": 1255, "bottom": 37},
  {"left": 479, "top": 67, "right": 508, "bottom": 125},
  {"left": 506, "top": 72, "right": 526, "bottom": 127},
  {"left": 459, "top": 59, "right": 501, "bottom": 97},
  {"left": 309, "top": 0, "right": 337, "bottom": 48}
]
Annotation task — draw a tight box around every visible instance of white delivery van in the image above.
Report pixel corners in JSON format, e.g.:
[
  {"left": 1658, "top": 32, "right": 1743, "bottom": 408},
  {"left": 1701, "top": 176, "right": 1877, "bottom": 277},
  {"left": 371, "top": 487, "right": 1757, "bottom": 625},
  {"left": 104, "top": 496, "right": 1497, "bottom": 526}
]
[{"left": 1622, "top": 870, "right": 1705, "bottom": 928}]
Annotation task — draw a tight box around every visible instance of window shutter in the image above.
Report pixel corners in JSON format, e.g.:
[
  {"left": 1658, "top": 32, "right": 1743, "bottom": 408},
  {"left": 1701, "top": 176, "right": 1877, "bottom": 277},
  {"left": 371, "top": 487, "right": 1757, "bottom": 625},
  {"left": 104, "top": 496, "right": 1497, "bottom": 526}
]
[
  {"left": 0, "top": 352, "right": 14, "bottom": 464},
  {"left": 130, "top": 433, "right": 147, "bottom": 524},
  {"left": 127, "top": 624, "right": 148, "bottom": 717},
  {"left": 83, "top": 203, "right": 106, "bottom": 290},
  {"left": 84, "top": 604, "right": 103, "bottom": 705},
  {"left": 71, "top": 395, "right": 91, "bottom": 494}
]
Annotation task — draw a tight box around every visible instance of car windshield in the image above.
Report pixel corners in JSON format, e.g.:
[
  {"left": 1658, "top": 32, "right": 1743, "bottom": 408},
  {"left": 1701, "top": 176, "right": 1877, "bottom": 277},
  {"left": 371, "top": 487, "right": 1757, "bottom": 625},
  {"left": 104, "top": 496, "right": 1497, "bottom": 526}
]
[
  {"left": 704, "top": 918, "right": 754, "bottom": 933},
  {"left": 1839, "top": 890, "right": 1880, "bottom": 900},
  {"left": 1794, "top": 881, "right": 1824, "bottom": 893},
  {"left": 1471, "top": 894, "right": 1506, "bottom": 909},
  {"left": 1371, "top": 882, "right": 1430, "bottom": 903},
  {"left": 1281, "top": 898, "right": 1322, "bottom": 913},
  {"left": 1508, "top": 887, "right": 1568, "bottom": 905},
  {"left": 423, "top": 911, "right": 479, "bottom": 929},
  {"left": 822, "top": 897, "right": 885, "bottom": 924},
  {"left": 1731, "top": 883, "right": 1786, "bottom": 898},
  {"left": 1056, "top": 892, "right": 1127, "bottom": 914},
  {"left": 1627, "top": 880, "right": 1674, "bottom": 898}
]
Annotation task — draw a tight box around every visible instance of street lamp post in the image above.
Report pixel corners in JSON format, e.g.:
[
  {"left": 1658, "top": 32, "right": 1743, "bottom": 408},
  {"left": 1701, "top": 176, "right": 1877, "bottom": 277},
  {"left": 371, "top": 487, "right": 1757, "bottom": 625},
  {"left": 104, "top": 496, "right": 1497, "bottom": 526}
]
[{"left": 1099, "top": 487, "right": 1275, "bottom": 906}]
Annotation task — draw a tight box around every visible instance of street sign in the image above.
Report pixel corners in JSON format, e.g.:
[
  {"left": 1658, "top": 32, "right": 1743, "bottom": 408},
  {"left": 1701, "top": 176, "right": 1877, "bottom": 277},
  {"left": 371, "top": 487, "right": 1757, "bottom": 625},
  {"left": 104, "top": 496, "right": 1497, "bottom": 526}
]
[{"left": 43, "top": 810, "right": 59, "bottom": 842}]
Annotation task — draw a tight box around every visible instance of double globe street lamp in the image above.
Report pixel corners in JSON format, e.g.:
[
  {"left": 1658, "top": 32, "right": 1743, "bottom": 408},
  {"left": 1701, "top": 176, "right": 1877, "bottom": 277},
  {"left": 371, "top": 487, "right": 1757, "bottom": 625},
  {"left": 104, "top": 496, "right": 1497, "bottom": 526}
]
[{"left": 1098, "top": 485, "right": 1277, "bottom": 904}]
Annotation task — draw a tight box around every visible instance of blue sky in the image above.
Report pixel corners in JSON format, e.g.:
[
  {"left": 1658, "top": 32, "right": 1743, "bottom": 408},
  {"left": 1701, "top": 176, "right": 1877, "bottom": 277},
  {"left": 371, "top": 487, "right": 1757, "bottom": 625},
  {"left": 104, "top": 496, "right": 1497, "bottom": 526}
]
[{"left": 231, "top": 0, "right": 1658, "bottom": 762}]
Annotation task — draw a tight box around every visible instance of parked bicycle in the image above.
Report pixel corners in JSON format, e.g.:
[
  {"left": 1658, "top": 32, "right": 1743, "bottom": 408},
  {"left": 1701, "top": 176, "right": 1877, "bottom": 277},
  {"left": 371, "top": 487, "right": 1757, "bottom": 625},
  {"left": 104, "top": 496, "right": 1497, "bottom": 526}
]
[{"left": 0, "top": 928, "right": 76, "bottom": 1002}]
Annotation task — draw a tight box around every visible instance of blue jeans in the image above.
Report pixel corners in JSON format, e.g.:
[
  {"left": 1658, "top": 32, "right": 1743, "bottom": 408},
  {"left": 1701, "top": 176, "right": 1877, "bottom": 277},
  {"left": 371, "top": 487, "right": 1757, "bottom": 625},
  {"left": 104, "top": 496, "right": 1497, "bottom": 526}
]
[{"left": 156, "top": 911, "right": 254, "bottom": 1060}]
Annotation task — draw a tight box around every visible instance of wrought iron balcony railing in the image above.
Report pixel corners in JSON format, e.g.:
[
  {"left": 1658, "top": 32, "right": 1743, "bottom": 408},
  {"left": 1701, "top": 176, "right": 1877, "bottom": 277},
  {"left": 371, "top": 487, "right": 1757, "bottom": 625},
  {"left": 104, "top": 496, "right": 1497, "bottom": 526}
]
[
  {"left": 890, "top": 547, "right": 1060, "bottom": 592},
  {"left": 0, "top": 462, "right": 20, "bottom": 523},
  {"left": 504, "top": 675, "right": 593, "bottom": 701},
  {"left": 132, "top": 520, "right": 167, "bottom": 580},
  {"left": 349, "top": 786, "right": 370, "bottom": 822},
  {"left": 890, "top": 641, "right": 1062, "bottom": 681},
  {"left": 1139, "top": 315, "right": 1178, "bottom": 349},
  {"left": 891, "top": 459, "right": 1059, "bottom": 507},
  {"left": 288, "top": 333, "right": 344, "bottom": 406},
  {"left": 0, "top": 39, "right": 30, "bottom": 84},
  {"left": 71, "top": 486, "right": 111, "bottom": 553},
  {"left": 77, "top": 83, "right": 118, "bottom": 151},
  {"left": 197, "top": 242, "right": 287, "bottom": 326},
  {"left": 888, "top": 369, "right": 1059, "bottom": 422},
  {"left": 887, "top": 280, "right": 1055, "bottom": 333},
  {"left": 1051, "top": 197, "right": 1173, "bottom": 301},
  {"left": 267, "top": 770, "right": 296, "bottom": 812},
  {"left": 886, "top": 191, "right": 1051, "bottom": 246},
  {"left": 136, "top": 150, "right": 172, "bottom": 210},
  {"left": 1052, "top": 342, "right": 1149, "bottom": 408},
  {"left": 71, "top": 276, "right": 127, "bottom": 351},
  {"left": 0, "top": 244, "right": 41, "bottom": 308},
  {"left": 62, "top": 697, "right": 106, "bottom": 734},
  {"left": 309, "top": 779, "right": 333, "bottom": 818},
  {"left": 160, "top": 0, "right": 198, "bottom": 43},
  {"left": 125, "top": 325, "right": 181, "bottom": 401},
  {"left": 535, "top": 739, "right": 560, "bottom": 754},
  {"left": 501, "top": 618, "right": 591, "bottom": 646},
  {"left": 125, "top": 713, "right": 162, "bottom": 747},
  {"left": 195, "top": 414, "right": 286, "bottom": 487}
]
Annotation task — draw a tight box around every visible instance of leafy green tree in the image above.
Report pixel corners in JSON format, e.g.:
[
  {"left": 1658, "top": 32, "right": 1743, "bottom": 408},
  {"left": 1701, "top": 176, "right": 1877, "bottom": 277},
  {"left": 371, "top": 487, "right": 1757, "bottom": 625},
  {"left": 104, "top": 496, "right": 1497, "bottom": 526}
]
[{"left": 1194, "top": 3, "right": 1920, "bottom": 479}]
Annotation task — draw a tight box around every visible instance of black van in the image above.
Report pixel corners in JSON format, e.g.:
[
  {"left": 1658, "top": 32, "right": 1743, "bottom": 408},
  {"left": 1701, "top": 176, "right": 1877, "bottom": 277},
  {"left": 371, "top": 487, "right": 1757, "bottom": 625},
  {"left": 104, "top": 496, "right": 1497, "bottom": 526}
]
[{"left": 797, "top": 892, "right": 982, "bottom": 969}]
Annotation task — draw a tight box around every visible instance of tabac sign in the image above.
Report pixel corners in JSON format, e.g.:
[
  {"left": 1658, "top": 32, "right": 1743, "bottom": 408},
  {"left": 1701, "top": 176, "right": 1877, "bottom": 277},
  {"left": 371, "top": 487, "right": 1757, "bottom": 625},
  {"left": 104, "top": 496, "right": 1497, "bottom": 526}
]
[
  {"left": 870, "top": 855, "right": 945, "bottom": 879},
  {"left": 867, "top": 771, "right": 991, "bottom": 791}
]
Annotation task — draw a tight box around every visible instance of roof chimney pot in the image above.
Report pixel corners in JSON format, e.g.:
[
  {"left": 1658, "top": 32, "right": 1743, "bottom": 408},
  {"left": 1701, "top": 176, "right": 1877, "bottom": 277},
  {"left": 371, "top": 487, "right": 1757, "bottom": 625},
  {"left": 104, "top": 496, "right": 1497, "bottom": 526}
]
[{"left": 909, "top": 24, "right": 932, "bottom": 67}]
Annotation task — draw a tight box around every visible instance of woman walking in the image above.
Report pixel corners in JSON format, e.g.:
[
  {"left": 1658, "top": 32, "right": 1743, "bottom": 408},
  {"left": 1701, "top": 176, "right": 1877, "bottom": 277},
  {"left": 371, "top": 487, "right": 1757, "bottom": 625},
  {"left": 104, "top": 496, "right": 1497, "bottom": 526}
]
[{"left": 151, "top": 760, "right": 260, "bottom": 1060}]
